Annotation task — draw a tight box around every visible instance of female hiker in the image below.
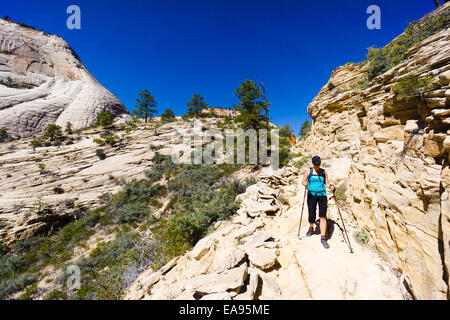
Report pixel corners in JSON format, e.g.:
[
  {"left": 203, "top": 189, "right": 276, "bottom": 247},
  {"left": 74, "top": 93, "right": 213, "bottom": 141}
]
[{"left": 301, "top": 156, "right": 335, "bottom": 249}]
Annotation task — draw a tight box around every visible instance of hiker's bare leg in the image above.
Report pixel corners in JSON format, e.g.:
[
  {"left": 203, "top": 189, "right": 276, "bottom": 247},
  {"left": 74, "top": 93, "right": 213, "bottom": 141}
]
[{"left": 320, "top": 217, "right": 327, "bottom": 237}]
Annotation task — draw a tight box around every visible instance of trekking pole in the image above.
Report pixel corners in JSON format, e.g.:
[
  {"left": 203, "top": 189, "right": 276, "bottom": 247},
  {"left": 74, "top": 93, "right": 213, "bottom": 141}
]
[
  {"left": 297, "top": 187, "right": 307, "bottom": 239},
  {"left": 332, "top": 188, "right": 353, "bottom": 254}
]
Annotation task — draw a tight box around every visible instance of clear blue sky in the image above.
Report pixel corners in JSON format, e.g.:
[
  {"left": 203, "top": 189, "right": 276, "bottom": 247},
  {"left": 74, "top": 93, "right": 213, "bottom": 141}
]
[{"left": 1, "top": 0, "right": 438, "bottom": 133}]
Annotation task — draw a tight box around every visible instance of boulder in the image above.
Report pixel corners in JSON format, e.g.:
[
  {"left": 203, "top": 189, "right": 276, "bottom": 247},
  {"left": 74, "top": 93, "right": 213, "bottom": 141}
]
[
  {"left": 184, "top": 265, "right": 248, "bottom": 295},
  {"left": 246, "top": 247, "right": 278, "bottom": 270}
]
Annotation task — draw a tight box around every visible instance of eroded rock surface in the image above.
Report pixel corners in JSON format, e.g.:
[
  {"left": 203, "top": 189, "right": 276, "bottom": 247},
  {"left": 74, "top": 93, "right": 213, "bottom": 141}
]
[{"left": 0, "top": 19, "right": 128, "bottom": 139}]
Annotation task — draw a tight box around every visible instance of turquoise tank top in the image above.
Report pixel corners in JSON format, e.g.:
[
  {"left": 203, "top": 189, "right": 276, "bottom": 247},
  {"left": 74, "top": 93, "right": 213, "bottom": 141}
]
[{"left": 307, "top": 170, "right": 327, "bottom": 196}]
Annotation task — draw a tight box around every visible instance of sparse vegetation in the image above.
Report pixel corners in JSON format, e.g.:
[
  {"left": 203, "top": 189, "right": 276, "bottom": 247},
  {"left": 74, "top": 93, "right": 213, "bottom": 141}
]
[
  {"left": 391, "top": 74, "right": 438, "bottom": 101},
  {"left": 334, "top": 182, "right": 347, "bottom": 204},
  {"left": 96, "top": 149, "right": 106, "bottom": 160},
  {"left": 95, "top": 112, "right": 114, "bottom": 128},
  {"left": 293, "top": 156, "right": 309, "bottom": 169},
  {"left": 53, "top": 186, "right": 65, "bottom": 195},
  {"left": 363, "top": 9, "right": 450, "bottom": 81},
  {"left": 0, "top": 128, "right": 8, "bottom": 143},
  {"left": 354, "top": 227, "right": 370, "bottom": 245}
]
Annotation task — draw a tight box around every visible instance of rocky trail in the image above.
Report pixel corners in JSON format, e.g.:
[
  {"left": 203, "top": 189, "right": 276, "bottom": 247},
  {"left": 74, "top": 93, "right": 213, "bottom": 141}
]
[{"left": 125, "top": 161, "right": 409, "bottom": 300}]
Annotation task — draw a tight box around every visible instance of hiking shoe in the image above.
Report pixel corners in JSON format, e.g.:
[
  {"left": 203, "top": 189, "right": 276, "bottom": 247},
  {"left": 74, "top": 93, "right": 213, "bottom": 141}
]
[
  {"left": 321, "top": 236, "right": 330, "bottom": 249},
  {"left": 306, "top": 227, "right": 314, "bottom": 237}
]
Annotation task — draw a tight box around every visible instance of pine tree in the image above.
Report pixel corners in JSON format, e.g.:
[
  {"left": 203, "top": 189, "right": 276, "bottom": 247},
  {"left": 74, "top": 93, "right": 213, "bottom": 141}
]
[
  {"left": 234, "top": 79, "right": 270, "bottom": 130},
  {"left": 133, "top": 89, "right": 158, "bottom": 122},
  {"left": 161, "top": 108, "right": 176, "bottom": 123},
  {"left": 298, "top": 120, "right": 311, "bottom": 138},
  {"left": 186, "top": 94, "right": 207, "bottom": 117},
  {"left": 43, "top": 124, "right": 63, "bottom": 142}
]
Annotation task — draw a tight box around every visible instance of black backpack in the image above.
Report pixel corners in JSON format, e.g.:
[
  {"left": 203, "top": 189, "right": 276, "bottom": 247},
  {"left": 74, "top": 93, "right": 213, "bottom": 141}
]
[{"left": 307, "top": 167, "right": 325, "bottom": 184}]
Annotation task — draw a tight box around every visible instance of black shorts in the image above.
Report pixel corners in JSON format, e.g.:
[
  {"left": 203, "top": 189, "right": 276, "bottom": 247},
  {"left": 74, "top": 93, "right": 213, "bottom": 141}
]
[{"left": 307, "top": 193, "right": 327, "bottom": 224}]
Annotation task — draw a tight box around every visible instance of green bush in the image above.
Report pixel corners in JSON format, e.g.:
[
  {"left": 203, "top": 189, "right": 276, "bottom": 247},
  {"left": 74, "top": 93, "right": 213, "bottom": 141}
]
[
  {"left": 44, "top": 289, "right": 67, "bottom": 300},
  {"left": 30, "top": 139, "right": 43, "bottom": 149},
  {"left": 334, "top": 183, "right": 347, "bottom": 203},
  {"left": 367, "top": 47, "right": 391, "bottom": 81},
  {"left": 53, "top": 186, "right": 65, "bottom": 194},
  {"left": 114, "top": 202, "right": 149, "bottom": 223},
  {"left": 144, "top": 155, "right": 177, "bottom": 182},
  {"left": 96, "top": 149, "right": 106, "bottom": 160},
  {"left": 292, "top": 157, "right": 309, "bottom": 169},
  {"left": 95, "top": 112, "right": 114, "bottom": 127},
  {"left": 0, "top": 127, "right": 7, "bottom": 142},
  {"left": 365, "top": 10, "right": 450, "bottom": 81},
  {"left": 93, "top": 138, "right": 105, "bottom": 146},
  {"left": 161, "top": 108, "right": 176, "bottom": 123},
  {"left": 70, "top": 231, "right": 163, "bottom": 300},
  {"left": 65, "top": 122, "right": 73, "bottom": 135},
  {"left": 354, "top": 227, "right": 370, "bottom": 245},
  {"left": 0, "top": 273, "right": 37, "bottom": 299},
  {"left": 392, "top": 74, "right": 438, "bottom": 101},
  {"left": 42, "top": 124, "right": 63, "bottom": 142}
]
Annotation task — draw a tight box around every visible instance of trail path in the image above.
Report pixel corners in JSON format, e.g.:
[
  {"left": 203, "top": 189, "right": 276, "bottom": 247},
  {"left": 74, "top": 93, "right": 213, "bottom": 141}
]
[{"left": 125, "top": 160, "right": 409, "bottom": 300}]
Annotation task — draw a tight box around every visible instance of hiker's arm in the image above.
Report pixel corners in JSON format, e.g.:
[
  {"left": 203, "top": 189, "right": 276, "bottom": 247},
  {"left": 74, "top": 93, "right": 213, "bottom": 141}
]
[
  {"left": 302, "top": 171, "right": 308, "bottom": 187},
  {"left": 325, "top": 171, "right": 335, "bottom": 192}
]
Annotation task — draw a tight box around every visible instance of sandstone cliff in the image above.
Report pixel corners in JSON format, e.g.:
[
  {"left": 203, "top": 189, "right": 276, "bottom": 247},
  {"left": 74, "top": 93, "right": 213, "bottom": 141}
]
[
  {"left": 300, "top": 4, "right": 450, "bottom": 299},
  {"left": 0, "top": 18, "right": 128, "bottom": 139}
]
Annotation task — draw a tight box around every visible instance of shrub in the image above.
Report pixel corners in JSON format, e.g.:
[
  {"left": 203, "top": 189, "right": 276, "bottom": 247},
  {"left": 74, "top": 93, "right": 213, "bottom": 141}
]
[
  {"left": 365, "top": 10, "right": 450, "bottom": 81},
  {"left": 115, "top": 202, "right": 149, "bottom": 223},
  {"left": 391, "top": 74, "right": 438, "bottom": 101},
  {"left": 367, "top": 47, "right": 391, "bottom": 81},
  {"left": 103, "top": 135, "right": 119, "bottom": 146},
  {"left": 30, "top": 139, "right": 43, "bottom": 149},
  {"left": 38, "top": 163, "right": 46, "bottom": 173},
  {"left": 328, "top": 82, "right": 335, "bottom": 91},
  {"left": 334, "top": 183, "right": 347, "bottom": 203},
  {"left": 293, "top": 156, "right": 309, "bottom": 169},
  {"left": 44, "top": 289, "right": 67, "bottom": 300},
  {"left": 144, "top": 156, "right": 177, "bottom": 182},
  {"left": 123, "top": 180, "right": 161, "bottom": 202},
  {"left": 53, "top": 186, "right": 65, "bottom": 194},
  {"left": 96, "top": 149, "right": 106, "bottom": 160},
  {"left": 93, "top": 138, "right": 105, "bottom": 146},
  {"left": 95, "top": 112, "right": 114, "bottom": 127},
  {"left": 354, "top": 227, "right": 370, "bottom": 245},
  {"left": 42, "top": 124, "right": 63, "bottom": 142},
  {"left": 168, "top": 164, "right": 221, "bottom": 195},
  {"left": 0, "top": 128, "right": 7, "bottom": 142},
  {"left": 65, "top": 122, "right": 73, "bottom": 135},
  {"left": 70, "top": 231, "right": 163, "bottom": 300},
  {"left": 0, "top": 273, "right": 37, "bottom": 299},
  {"left": 161, "top": 108, "right": 176, "bottom": 123},
  {"left": 168, "top": 185, "right": 239, "bottom": 245}
]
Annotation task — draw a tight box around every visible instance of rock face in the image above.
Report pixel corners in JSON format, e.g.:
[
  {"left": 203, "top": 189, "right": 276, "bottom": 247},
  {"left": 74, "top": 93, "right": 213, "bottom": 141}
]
[
  {"left": 300, "top": 4, "right": 450, "bottom": 299},
  {"left": 201, "top": 107, "right": 240, "bottom": 118},
  {"left": 0, "top": 19, "right": 128, "bottom": 139}
]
